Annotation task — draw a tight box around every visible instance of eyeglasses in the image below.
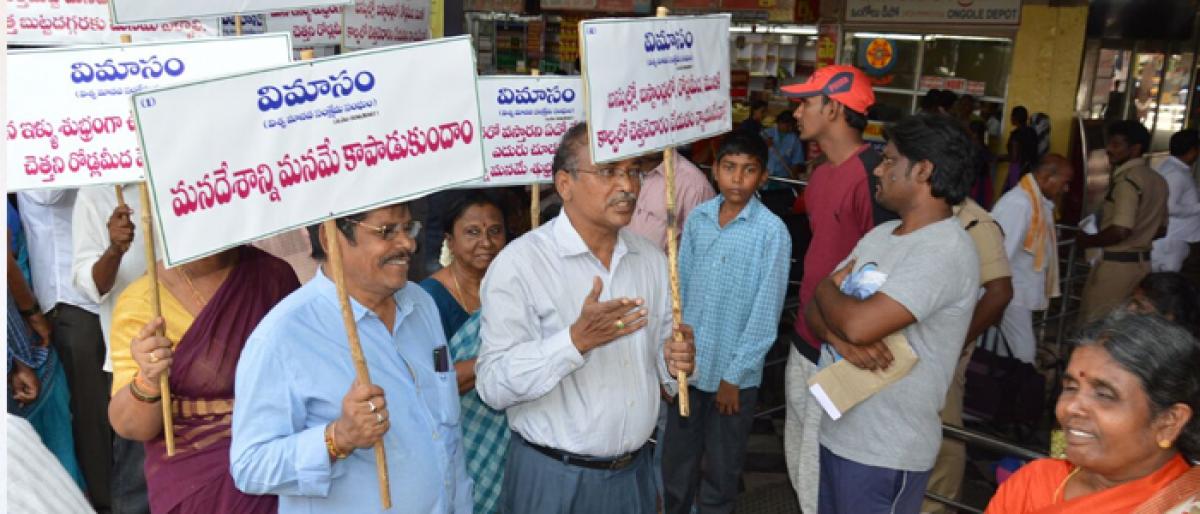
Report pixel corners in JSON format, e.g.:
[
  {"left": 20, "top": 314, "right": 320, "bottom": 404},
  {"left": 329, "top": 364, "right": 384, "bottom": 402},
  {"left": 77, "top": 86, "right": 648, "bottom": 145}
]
[
  {"left": 350, "top": 219, "right": 422, "bottom": 242},
  {"left": 573, "top": 164, "right": 650, "bottom": 183}
]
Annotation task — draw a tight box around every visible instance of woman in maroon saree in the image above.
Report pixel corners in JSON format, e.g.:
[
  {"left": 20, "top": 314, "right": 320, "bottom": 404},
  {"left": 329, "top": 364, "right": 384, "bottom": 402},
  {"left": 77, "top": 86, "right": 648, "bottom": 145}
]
[{"left": 108, "top": 245, "right": 299, "bottom": 513}]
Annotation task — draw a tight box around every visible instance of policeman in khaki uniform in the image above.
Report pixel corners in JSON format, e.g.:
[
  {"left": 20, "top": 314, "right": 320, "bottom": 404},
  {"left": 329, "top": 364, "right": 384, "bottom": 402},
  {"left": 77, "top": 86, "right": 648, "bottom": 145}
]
[
  {"left": 1078, "top": 120, "right": 1169, "bottom": 323},
  {"left": 924, "top": 197, "right": 1013, "bottom": 513}
]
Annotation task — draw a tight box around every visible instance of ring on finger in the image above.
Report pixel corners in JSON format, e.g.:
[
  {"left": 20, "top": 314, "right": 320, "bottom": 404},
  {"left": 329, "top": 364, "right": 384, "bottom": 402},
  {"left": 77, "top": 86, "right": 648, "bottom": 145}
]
[
  {"left": 615, "top": 319, "right": 625, "bottom": 330},
  {"left": 367, "top": 399, "right": 378, "bottom": 413},
  {"left": 375, "top": 412, "right": 385, "bottom": 425}
]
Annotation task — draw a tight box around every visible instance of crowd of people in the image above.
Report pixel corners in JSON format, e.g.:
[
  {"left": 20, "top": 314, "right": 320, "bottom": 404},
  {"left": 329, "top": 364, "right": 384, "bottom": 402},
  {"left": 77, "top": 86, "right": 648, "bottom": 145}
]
[{"left": 7, "top": 62, "right": 1200, "bottom": 514}]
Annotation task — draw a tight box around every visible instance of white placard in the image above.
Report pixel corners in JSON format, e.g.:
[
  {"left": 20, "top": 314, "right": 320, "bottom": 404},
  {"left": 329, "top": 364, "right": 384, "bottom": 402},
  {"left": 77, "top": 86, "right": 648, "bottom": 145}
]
[
  {"left": 844, "top": 0, "right": 1021, "bottom": 25},
  {"left": 131, "top": 36, "right": 484, "bottom": 266},
  {"left": 264, "top": 6, "right": 344, "bottom": 46},
  {"left": 7, "top": 34, "right": 293, "bottom": 191},
  {"left": 343, "top": 0, "right": 429, "bottom": 49},
  {"left": 580, "top": 14, "right": 731, "bottom": 163},
  {"left": 7, "top": 0, "right": 219, "bottom": 46},
  {"left": 109, "top": 0, "right": 350, "bottom": 24},
  {"left": 474, "top": 76, "right": 585, "bottom": 186}
]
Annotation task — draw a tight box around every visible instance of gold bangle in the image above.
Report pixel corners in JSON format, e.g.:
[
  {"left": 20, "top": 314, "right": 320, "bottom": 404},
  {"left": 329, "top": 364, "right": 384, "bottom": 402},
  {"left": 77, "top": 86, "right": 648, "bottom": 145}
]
[
  {"left": 129, "top": 374, "right": 162, "bottom": 403},
  {"left": 325, "top": 422, "right": 349, "bottom": 460},
  {"left": 134, "top": 373, "right": 161, "bottom": 396}
]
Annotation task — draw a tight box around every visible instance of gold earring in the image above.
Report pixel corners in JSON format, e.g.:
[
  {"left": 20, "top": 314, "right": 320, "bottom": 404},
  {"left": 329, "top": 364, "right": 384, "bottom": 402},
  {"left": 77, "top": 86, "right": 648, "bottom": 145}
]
[{"left": 1158, "top": 439, "right": 1172, "bottom": 449}]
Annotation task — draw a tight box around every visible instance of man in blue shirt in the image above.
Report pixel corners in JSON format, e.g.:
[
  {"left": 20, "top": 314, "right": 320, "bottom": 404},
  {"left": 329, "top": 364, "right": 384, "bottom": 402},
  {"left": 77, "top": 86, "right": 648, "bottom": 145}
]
[
  {"left": 662, "top": 132, "right": 792, "bottom": 514},
  {"left": 763, "top": 111, "right": 805, "bottom": 186},
  {"left": 760, "top": 111, "right": 805, "bottom": 216},
  {"left": 230, "top": 203, "right": 472, "bottom": 513}
]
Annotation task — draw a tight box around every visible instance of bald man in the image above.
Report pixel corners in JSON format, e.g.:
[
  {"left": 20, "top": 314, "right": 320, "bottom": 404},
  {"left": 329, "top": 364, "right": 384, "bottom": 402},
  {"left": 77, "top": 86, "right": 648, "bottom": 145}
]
[{"left": 990, "top": 154, "right": 1075, "bottom": 363}]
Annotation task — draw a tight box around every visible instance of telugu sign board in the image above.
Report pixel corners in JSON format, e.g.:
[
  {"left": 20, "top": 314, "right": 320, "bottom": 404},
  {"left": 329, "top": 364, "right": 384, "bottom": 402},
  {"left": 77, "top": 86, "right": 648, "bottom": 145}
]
[
  {"left": 108, "top": 0, "right": 350, "bottom": 24},
  {"left": 263, "top": 6, "right": 344, "bottom": 46},
  {"left": 7, "top": 0, "right": 219, "bottom": 46},
  {"left": 474, "top": 76, "right": 585, "bottom": 186},
  {"left": 131, "top": 36, "right": 484, "bottom": 266},
  {"left": 7, "top": 34, "right": 293, "bottom": 191},
  {"left": 343, "top": 0, "right": 429, "bottom": 49},
  {"left": 845, "top": 0, "right": 1021, "bottom": 25},
  {"left": 579, "top": 14, "right": 731, "bottom": 163}
]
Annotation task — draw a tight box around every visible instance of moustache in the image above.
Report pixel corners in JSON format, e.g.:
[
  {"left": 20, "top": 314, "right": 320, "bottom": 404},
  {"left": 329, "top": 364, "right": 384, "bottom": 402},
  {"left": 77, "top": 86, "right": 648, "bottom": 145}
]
[
  {"left": 380, "top": 250, "right": 411, "bottom": 265},
  {"left": 607, "top": 192, "right": 637, "bottom": 206}
]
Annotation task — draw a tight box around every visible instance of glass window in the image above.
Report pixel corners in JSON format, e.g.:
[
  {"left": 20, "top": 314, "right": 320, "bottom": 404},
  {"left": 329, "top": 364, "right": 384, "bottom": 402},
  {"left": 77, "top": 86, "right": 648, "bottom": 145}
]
[{"left": 920, "top": 37, "right": 1013, "bottom": 98}]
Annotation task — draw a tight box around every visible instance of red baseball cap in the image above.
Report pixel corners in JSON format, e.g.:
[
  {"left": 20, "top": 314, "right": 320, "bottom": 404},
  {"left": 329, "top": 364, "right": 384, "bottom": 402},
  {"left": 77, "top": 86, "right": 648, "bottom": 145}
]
[{"left": 780, "top": 65, "right": 875, "bottom": 115}]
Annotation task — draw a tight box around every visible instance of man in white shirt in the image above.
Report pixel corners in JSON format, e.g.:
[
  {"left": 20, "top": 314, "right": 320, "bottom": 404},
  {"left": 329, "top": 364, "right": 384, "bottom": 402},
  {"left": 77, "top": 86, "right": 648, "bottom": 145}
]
[
  {"left": 17, "top": 190, "right": 110, "bottom": 510},
  {"left": 71, "top": 183, "right": 149, "bottom": 513},
  {"left": 1152, "top": 129, "right": 1200, "bottom": 272},
  {"left": 991, "top": 154, "right": 1074, "bottom": 363},
  {"left": 477, "top": 122, "right": 696, "bottom": 514}
]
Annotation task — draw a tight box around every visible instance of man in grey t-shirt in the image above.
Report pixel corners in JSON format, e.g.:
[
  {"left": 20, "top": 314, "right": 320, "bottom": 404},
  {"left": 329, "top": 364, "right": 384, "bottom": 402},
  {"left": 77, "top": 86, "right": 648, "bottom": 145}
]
[{"left": 805, "top": 114, "right": 980, "bottom": 513}]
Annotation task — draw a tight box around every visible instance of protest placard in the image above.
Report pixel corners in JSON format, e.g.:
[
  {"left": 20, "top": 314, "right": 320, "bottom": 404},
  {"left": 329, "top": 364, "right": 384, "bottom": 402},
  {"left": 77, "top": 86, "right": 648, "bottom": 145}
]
[
  {"left": 7, "top": 34, "right": 293, "bottom": 191},
  {"left": 578, "top": 14, "right": 731, "bottom": 163},
  {"left": 264, "top": 5, "right": 344, "bottom": 46},
  {"left": 342, "top": 0, "right": 429, "bottom": 49},
  {"left": 474, "top": 75, "right": 584, "bottom": 186},
  {"left": 131, "top": 36, "right": 484, "bottom": 267},
  {"left": 108, "top": 0, "right": 350, "bottom": 24},
  {"left": 7, "top": 0, "right": 218, "bottom": 45}
]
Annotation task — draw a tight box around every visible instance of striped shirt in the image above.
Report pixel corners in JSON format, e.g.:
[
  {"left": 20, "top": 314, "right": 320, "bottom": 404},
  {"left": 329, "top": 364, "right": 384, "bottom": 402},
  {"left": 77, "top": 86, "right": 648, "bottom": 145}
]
[{"left": 6, "top": 414, "right": 94, "bottom": 513}]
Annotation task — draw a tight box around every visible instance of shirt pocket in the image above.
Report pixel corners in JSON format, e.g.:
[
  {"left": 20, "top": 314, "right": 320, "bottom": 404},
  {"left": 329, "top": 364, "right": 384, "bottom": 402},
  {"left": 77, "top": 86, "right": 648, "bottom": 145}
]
[{"left": 432, "top": 370, "right": 462, "bottom": 427}]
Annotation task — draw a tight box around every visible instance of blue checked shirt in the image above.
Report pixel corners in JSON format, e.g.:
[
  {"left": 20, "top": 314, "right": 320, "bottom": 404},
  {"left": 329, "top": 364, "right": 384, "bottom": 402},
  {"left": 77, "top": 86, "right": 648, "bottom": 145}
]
[
  {"left": 230, "top": 269, "right": 472, "bottom": 514},
  {"left": 679, "top": 195, "right": 791, "bottom": 392}
]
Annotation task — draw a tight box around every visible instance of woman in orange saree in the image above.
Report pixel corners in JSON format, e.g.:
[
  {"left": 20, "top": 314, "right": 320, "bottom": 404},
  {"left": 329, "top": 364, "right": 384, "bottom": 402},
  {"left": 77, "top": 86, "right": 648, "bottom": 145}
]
[{"left": 986, "top": 313, "right": 1198, "bottom": 514}]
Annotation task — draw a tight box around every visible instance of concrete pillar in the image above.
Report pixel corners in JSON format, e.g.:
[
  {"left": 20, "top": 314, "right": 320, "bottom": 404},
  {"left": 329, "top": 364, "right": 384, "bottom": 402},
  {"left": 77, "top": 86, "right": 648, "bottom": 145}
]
[{"left": 1003, "top": 2, "right": 1089, "bottom": 156}]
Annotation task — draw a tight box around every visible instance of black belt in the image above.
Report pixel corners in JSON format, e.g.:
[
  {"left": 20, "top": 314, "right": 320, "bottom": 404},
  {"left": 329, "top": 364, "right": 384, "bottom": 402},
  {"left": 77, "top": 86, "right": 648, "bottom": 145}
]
[
  {"left": 1103, "top": 251, "right": 1151, "bottom": 263},
  {"left": 523, "top": 436, "right": 650, "bottom": 471}
]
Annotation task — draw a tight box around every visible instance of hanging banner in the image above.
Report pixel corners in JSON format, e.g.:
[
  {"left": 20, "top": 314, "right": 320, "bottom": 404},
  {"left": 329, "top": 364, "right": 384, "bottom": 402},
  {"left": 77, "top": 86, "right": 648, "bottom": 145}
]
[
  {"left": 845, "top": 0, "right": 1020, "bottom": 25},
  {"left": 108, "top": 0, "right": 350, "bottom": 24},
  {"left": 7, "top": 34, "right": 293, "bottom": 191},
  {"left": 221, "top": 14, "right": 267, "bottom": 35},
  {"left": 815, "top": 21, "right": 839, "bottom": 68},
  {"left": 474, "top": 76, "right": 585, "bottom": 186},
  {"left": 342, "top": 0, "right": 430, "bottom": 49},
  {"left": 7, "top": 0, "right": 218, "bottom": 46},
  {"left": 579, "top": 14, "right": 731, "bottom": 163},
  {"left": 131, "top": 36, "right": 484, "bottom": 266},
  {"left": 264, "top": 6, "right": 344, "bottom": 46}
]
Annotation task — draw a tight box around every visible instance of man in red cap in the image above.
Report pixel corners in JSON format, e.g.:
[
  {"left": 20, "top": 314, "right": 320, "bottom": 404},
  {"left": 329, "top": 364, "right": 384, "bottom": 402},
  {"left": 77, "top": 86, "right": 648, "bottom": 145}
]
[{"left": 778, "top": 64, "right": 896, "bottom": 514}]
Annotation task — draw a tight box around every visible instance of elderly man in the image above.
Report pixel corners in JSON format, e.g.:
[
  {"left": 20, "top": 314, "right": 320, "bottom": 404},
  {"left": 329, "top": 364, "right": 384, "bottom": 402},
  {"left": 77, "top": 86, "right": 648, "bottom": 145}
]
[
  {"left": 230, "top": 203, "right": 472, "bottom": 513},
  {"left": 477, "top": 122, "right": 697, "bottom": 513},
  {"left": 991, "top": 154, "right": 1075, "bottom": 364}
]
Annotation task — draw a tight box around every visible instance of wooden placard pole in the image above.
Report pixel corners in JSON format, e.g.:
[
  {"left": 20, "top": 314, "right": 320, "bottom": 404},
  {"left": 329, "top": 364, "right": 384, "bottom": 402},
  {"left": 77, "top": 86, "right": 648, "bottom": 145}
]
[
  {"left": 138, "top": 184, "right": 175, "bottom": 456},
  {"left": 301, "top": 47, "right": 390, "bottom": 510},
  {"left": 530, "top": 68, "right": 542, "bottom": 228},
  {"left": 118, "top": 30, "right": 172, "bottom": 451},
  {"left": 115, "top": 34, "right": 133, "bottom": 208},
  {"left": 321, "top": 219, "right": 393, "bottom": 509},
  {"left": 235, "top": 15, "right": 243, "bottom": 36},
  {"left": 656, "top": 6, "right": 690, "bottom": 418}
]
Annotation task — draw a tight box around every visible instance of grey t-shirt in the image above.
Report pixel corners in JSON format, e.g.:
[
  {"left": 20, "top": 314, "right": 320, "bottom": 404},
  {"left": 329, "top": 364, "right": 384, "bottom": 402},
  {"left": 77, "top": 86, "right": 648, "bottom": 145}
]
[{"left": 818, "top": 217, "right": 980, "bottom": 472}]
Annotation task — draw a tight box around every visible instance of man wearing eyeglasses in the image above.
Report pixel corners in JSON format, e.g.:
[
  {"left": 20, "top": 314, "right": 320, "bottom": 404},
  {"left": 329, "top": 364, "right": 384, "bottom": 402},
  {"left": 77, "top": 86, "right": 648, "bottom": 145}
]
[
  {"left": 477, "top": 122, "right": 697, "bottom": 513},
  {"left": 230, "top": 203, "right": 473, "bottom": 513}
]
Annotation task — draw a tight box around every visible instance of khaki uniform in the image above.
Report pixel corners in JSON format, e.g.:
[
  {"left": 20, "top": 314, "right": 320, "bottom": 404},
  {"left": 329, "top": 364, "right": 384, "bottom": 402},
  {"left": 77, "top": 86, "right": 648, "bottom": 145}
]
[
  {"left": 925, "top": 199, "right": 1012, "bottom": 514},
  {"left": 1079, "top": 157, "right": 1169, "bottom": 324}
]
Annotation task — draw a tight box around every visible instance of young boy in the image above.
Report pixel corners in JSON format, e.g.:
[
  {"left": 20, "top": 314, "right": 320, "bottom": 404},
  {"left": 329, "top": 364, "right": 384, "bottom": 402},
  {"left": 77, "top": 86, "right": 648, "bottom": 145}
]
[{"left": 661, "top": 131, "right": 792, "bottom": 514}]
